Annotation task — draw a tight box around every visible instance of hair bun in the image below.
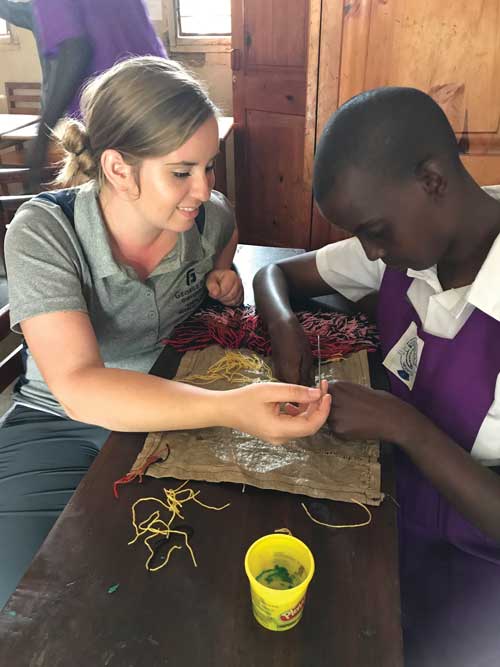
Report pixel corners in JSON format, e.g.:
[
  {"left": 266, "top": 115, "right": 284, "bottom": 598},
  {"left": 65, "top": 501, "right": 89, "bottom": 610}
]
[
  {"left": 53, "top": 118, "right": 97, "bottom": 187},
  {"left": 58, "top": 119, "right": 90, "bottom": 157}
]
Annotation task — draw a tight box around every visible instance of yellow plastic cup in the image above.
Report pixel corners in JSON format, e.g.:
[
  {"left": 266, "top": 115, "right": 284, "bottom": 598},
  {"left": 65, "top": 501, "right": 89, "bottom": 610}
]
[{"left": 244, "top": 533, "right": 315, "bottom": 631}]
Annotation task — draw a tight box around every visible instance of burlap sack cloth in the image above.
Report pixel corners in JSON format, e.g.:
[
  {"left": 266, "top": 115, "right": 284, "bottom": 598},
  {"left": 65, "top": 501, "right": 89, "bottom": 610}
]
[{"left": 129, "top": 345, "right": 383, "bottom": 505}]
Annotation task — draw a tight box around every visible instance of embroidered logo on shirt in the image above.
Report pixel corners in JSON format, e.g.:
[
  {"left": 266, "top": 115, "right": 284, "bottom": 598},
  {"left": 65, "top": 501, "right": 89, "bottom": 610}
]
[
  {"left": 186, "top": 268, "right": 197, "bottom": 286},
  {"left": 383, "top": 321, "right": 424, "bottom": 390}
]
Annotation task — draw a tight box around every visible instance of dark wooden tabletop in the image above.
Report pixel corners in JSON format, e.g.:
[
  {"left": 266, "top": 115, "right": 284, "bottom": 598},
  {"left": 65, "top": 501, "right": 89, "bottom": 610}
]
[{"left": 0, "top": 245, "right": 403, "bottom": 667}]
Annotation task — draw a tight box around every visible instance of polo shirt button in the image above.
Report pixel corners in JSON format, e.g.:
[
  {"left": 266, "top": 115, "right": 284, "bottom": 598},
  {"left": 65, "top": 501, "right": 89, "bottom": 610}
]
[{"left": 148, "top": 311, "right": 155, "bottom": 318}]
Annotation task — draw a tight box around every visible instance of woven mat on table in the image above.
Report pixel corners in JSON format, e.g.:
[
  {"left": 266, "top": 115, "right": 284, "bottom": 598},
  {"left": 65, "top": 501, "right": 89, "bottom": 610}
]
[{"left": 128, "top": 345, "right": 383, "bottom": 506}]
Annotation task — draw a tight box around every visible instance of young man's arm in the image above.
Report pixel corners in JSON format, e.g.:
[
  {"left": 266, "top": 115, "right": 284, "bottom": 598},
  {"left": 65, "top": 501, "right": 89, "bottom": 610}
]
[
  {"left": 327, "top": 380, "right": 500, "bottom": 542},
  {"left": 254, "top": 239, "right": 385, "bottom": 384},
  {"left": 253, "top": 252, "right": 334, "bottom": 385}
]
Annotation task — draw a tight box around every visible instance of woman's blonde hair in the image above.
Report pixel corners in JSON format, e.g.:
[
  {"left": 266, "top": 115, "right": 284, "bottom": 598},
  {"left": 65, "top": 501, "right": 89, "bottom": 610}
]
[{"left": 54, "top": 56, "right": 218, "bottom": 188}]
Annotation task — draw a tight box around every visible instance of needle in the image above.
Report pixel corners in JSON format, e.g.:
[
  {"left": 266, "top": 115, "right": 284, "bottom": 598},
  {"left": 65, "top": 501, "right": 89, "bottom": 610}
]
[{"left": 317, "top": 334, "right": 321, "bottom": 387}]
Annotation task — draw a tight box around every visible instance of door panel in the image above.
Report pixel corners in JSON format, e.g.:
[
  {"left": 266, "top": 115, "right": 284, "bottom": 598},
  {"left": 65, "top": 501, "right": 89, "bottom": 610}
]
[
  {"left": 245, "top": 0, "right": 308, "bottom": 67},
  {"left": 232, "top": 0, "right": 312, "bottom": 248},
  {"left": 244, "top": 109, "right": 310, "bottom": 247}
]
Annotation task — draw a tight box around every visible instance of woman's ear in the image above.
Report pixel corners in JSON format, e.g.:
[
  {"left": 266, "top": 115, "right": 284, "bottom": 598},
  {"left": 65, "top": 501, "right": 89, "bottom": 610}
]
[
  {"left": 415, "top": 158, "right": 447, "bottom": 199},
  {"left": 100, "top": 149, "right": 139, "bottom": 198}
]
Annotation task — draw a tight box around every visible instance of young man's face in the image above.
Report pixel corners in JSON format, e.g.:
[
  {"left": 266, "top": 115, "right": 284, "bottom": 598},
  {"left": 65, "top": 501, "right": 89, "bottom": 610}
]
[{"left": 318, "top": 166, "right": 454, "bottom": 271}]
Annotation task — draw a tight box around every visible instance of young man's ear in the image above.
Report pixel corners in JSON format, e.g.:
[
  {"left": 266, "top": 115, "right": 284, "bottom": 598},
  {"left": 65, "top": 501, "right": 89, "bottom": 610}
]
[{"left": 415, "top": 158, "right": 447, "bottom": 198}]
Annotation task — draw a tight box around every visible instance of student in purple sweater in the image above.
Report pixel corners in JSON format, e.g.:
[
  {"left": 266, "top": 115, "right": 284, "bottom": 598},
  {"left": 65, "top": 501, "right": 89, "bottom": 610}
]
[
  {"left": 253, "top": 87, "right": 500, "bottom": 667},
  {"left": 28, "top": 0, "right": 167, "bottom": 187}
]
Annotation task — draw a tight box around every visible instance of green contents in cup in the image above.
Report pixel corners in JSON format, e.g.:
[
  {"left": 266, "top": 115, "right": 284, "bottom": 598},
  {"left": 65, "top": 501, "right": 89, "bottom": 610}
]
[{"left": 256, "top": 562, "right": 306, "bottom": 590}]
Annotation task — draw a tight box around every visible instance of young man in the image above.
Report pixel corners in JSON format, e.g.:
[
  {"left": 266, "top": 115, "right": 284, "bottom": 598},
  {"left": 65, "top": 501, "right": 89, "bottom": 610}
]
[{"left": 254, "top": 87, "right": 500, "bottom": 666}]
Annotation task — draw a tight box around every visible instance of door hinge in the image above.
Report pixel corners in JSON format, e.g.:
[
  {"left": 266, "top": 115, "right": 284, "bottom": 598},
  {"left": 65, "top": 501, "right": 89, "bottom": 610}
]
[{"left": 231, "top": 48, "right": 242, "bottom": 71}]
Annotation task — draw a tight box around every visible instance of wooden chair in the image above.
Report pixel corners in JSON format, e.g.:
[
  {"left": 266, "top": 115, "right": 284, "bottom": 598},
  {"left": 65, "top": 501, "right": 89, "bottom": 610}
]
[
  {"left": 0, "top": 303, "right": 23, "bottom": 394},
  {"left": 0, "top": 167, "right": 26, "bottom": 195},
  {"left": 0, "top": 194, "right": 32, "bottom": 393},
  {"left": 5, "top": 82, "right": 42, "bottom": 115}
]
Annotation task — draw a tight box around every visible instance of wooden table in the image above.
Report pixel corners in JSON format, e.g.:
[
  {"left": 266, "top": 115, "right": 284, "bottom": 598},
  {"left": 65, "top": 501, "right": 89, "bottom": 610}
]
[
  {"left": 0, "top": 115, "right": 40, "bottom": 163},
  {"left": 0, "top": 114, "right": 40, "bottom": 140},
  {"left": 0, "top": 245, "right": 403, "bottom": 667}
]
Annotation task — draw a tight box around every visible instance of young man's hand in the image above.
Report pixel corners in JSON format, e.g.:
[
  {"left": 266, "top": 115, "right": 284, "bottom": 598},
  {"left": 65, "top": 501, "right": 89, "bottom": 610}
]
[
  {"left": 268, "top": 315, "right": 313, "bottom": 386},
  {"left": 326, "top": 380, "right": 422, "bottom": 443},
  {"left": 206, "top": 269, "right": 244, "bottom": 306}
]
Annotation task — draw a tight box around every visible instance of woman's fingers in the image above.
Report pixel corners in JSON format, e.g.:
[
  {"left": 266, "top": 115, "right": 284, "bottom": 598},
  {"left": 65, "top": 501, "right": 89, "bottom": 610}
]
[
  {"left": 260, "top": 382, "right": 322, "bottom": 405},
  {"left": 267, "top": 393, "right": 332, "bottom": 442}
]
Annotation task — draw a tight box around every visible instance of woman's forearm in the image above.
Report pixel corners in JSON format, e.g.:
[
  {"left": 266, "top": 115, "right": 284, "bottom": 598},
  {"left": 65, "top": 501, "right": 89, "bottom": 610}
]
[
  {"left": 56, "top": 366, "right": 331, "bottom": 444},
  {"left": 58, "top": 367, "right": 227, "bottom": 432}
]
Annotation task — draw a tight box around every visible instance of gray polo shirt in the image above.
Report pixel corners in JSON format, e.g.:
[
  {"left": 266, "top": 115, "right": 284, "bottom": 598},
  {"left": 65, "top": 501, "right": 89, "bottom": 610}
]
[{"left": 5, "top": 181, "right": 235, "bottom": 417}]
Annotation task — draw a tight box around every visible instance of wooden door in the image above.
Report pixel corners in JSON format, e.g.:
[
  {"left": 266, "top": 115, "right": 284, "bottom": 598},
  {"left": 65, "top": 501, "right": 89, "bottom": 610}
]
[
  {"left": 231, "top": 0, "right": 314, "bottom": 248},
  {"left": 311, "top": 0, "right": 500, "bottom": 247}
]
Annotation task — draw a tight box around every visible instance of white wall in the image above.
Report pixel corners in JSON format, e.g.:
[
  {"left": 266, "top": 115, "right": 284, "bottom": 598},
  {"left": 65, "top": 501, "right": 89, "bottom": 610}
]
[{"left": 0, "top": 26, "right": 41, "bottom": 113}]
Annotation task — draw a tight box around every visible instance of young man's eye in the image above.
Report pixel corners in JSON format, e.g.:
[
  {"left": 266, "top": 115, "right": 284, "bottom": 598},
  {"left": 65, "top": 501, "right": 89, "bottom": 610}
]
[
  {"left": 173, "top": 171, "right": 190, "bottom": 179},
  {"left": 206, "top": 163, "right": 215, "bottom": 173},
  {"left": 365, "top": 227, "right": 386, "bottom": 241}
]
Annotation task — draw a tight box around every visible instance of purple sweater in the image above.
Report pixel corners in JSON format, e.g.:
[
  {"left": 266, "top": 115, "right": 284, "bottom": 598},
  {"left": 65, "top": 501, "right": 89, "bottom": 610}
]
[{"left": 33, "top": 0, "right": 167, "bottom": 117}]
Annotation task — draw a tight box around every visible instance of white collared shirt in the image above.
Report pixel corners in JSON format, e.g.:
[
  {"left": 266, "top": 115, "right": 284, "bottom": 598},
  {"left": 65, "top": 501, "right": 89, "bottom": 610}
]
[{"left": 316, "top": 235, "right": 500, "bottom": 465}]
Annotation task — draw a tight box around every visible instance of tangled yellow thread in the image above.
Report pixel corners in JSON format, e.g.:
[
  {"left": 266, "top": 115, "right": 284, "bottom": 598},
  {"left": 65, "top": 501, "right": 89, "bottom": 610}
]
[
  {"left": 301, "top": 497, "right": 372, "bottom": 529},
  {"left": 128, "top": 481, "right": 230, "bottom": 572},
  {"left": 181, "top": 350, "right": 274, "bottom": 385}
]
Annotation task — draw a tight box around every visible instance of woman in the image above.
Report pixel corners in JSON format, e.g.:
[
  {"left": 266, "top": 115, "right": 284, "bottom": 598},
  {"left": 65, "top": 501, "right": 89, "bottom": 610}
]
[{"left": 0, "top": 56, "right": 331, "bottom": 607}]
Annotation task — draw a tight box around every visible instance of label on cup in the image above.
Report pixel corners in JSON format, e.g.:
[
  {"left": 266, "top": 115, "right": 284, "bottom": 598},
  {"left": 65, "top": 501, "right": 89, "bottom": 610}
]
[
  {"left": 280, "top": 596, "right": 305, "bottom": 623},
  {"left": 251, "top": 591, "right": 306, "bottom": 630}
]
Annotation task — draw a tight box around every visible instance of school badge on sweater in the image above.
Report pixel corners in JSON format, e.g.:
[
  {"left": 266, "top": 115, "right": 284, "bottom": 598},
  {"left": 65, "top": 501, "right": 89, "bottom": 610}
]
[{"left": 383, "top": 321, "right": 424, "bottom": 390}]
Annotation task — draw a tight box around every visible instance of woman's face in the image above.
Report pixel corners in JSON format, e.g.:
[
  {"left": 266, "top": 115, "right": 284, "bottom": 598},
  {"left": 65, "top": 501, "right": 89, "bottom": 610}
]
[{"left": 134, "top": 115, "right": 219, "bottom": 233}]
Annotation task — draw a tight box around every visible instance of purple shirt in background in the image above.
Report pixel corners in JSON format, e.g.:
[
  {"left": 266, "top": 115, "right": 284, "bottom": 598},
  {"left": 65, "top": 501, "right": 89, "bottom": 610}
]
[{"left": 32, "top": 0, "right": 167, "bottom": 117}]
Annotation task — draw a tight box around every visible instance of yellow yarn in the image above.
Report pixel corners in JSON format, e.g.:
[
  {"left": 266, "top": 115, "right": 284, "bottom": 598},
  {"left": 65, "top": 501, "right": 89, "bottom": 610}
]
[
  {"left": 301, "top": 498, "right": 372, "bottom": 529},
  {"left": 128, "top": 480, "right": 230, "bottom": 572},
  {"left": 181, "top": 350, "right": 274, "bottom": 385}
]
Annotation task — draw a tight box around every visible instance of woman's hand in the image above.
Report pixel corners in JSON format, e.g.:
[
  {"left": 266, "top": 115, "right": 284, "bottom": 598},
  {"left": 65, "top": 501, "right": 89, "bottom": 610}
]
[
  {"left": 224, "top": 383, "right": 331, "bottom": 444},
  {"left": 268, "top": 316, "right": 314, "bottom": 386},
  {"left": 326, "top": 380, "right": 421, "bottom": 443},
  {"left": 206, "top": 269, "right": 243, "bottom": 306}
]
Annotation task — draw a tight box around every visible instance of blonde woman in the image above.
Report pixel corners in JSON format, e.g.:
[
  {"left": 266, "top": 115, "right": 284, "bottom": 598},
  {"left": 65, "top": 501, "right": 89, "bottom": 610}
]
[{"left": 0, "top": 57, "right": 331, "bottom": 607}]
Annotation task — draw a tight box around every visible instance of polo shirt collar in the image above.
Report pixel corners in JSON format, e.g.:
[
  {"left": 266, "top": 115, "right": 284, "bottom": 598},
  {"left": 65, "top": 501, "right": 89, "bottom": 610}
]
[
  {"left": 468, "top": 231, "right": 500, "bottom": 321},
  {"left": 405, "top": 231, "right": 500, "bottom": 323},
  {"left": 74, "top": 182, "right": 122, "bottom": 280}
]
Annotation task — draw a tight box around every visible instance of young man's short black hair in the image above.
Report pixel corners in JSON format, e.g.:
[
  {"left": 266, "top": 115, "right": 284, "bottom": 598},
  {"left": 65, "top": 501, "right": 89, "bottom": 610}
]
[{"left": 313, "top": 87, "right": 461, "bottom": 205}]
